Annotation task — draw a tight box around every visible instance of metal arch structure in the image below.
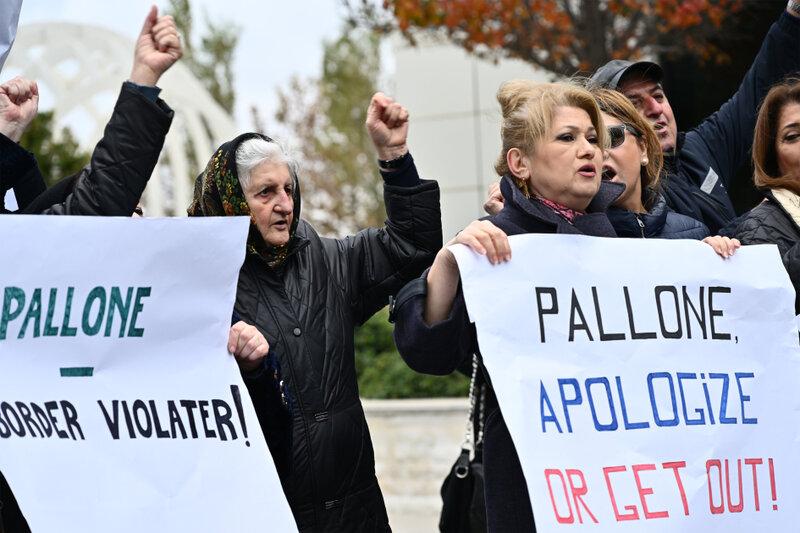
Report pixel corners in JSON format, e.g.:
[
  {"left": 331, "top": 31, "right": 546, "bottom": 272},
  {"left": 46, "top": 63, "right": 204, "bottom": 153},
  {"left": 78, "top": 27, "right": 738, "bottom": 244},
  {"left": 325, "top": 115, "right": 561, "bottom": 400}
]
[{"left": 5, "top": 22, "right": 237, "bottom": 216}]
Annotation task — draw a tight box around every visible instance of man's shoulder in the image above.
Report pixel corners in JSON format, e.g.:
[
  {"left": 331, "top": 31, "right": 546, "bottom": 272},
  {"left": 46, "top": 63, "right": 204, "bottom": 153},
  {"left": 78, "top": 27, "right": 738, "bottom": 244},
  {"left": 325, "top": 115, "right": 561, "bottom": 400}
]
[
  {"left": 664, "top": 131, "right": 705, "bottom": 178},
  {"left": 677, "top": 129, "right": 712, "bottom": 161}
]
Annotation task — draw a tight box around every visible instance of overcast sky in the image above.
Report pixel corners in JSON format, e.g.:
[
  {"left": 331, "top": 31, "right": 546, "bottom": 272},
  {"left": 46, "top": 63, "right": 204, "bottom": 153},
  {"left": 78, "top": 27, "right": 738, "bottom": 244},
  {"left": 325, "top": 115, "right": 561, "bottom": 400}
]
[{"left": 16, "top": 0, "right": 350, "bottom": 130}]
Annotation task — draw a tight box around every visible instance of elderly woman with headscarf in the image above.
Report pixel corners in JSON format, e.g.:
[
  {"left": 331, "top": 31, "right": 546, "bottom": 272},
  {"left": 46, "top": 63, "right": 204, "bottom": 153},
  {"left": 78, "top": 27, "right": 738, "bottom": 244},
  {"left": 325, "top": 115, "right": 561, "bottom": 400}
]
[{"left": 188, "top": 92, "right": 442, "bottom": 533}]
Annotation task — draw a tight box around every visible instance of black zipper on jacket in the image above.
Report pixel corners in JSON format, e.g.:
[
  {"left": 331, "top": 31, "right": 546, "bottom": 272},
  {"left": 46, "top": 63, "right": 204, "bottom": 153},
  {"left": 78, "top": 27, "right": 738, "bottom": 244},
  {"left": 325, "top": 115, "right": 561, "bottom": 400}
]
[{"left": 690, "top": 189, "right": 733, "bottom": 222}]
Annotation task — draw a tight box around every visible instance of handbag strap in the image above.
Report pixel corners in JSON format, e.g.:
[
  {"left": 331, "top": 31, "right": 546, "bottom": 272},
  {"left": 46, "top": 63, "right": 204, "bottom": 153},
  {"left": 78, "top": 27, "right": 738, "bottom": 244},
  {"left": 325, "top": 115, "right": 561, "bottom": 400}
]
[
  {"left": 475, "top": 365, "right": 486, "bottom": 450},
  {"left": 462, "top": 354, "right": 485, "bottom": 456}
]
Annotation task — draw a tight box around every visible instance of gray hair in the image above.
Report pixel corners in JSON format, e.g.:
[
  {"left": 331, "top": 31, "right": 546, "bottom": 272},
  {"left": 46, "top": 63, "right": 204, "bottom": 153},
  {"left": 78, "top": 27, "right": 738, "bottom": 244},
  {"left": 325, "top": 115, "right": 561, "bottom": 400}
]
[{"left": 235, "top": 137, "right": 299, "bottom": 190}]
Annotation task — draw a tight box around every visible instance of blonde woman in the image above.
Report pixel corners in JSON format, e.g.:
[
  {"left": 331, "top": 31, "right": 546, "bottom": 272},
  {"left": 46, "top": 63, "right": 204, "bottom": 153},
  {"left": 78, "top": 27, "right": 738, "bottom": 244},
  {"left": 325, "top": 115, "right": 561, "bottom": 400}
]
[{"left": 394, "top": 81, "right": 621, "bottom": 532}]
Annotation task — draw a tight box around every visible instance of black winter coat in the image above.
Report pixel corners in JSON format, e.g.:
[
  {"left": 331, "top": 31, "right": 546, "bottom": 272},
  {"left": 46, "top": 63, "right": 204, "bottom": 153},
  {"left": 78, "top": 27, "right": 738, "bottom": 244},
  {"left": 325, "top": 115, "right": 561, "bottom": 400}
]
[
  {"left": 393, "top": 176, "right": 622, "bottom": 533},
  {"left": 235, "top": 178, "right": 441, "bottom": 533},
  {"left": 2, "top": 82, "right": 173, "bottom": 216},
  {"left": 0, "top": 470, "right": 28, "bottom": 533},
  {"left": 0, "top": 134, "right": 45, "bottom": 212},
  {"left": 607, "top": 192, "right": 709, "bottom": 240},
  {"left": 661, "top": 11, "right": 800, "bottom": 236},
  {"left": 734, "top": 190, "right": 800, "bottom": 314}
]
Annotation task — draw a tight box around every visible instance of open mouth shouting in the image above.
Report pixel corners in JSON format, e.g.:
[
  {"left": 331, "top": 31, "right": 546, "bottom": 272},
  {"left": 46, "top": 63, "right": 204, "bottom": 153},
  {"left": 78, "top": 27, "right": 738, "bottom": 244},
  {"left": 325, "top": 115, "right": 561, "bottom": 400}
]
[
  {"left": 602, "top": 165, "right": 617, "bottom": 181},
  {"left": 652, "top": 121, "right": 669, "bottom": 137},
  {"left": 578, "top": 164, "right": 596, "bottom": 178}
]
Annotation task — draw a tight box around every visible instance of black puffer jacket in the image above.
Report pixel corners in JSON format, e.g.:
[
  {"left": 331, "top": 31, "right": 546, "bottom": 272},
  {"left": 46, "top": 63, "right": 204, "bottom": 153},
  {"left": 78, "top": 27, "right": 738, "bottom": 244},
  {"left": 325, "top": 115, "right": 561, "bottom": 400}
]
[
  {"left": 393, "top": 176, "right": 623, "bottom": 533},
  {"left": 607, "top": 191, "right": 709, "bottom": 239},
  {"left": 235, "top": 176, "right": 442, "bottom": 532},
  {"left": 0, "top": 134, "right": 46, "bottom": 211},
  {"left": 734, "top": 190, "right": 800, "bottom": 314},
  {"left": 0, "top": 470, "right": 28, "bottom": 533},
  {"left": 2, "top": 82, "right": 173, "bottom": 215}
]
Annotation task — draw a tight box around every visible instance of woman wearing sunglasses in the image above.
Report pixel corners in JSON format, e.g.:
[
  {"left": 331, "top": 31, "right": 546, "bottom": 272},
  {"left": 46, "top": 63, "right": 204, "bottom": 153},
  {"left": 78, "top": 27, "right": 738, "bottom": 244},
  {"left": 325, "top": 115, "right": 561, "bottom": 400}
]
[{"left": 592, "top": 88, "right": 738, "bottom": 255}]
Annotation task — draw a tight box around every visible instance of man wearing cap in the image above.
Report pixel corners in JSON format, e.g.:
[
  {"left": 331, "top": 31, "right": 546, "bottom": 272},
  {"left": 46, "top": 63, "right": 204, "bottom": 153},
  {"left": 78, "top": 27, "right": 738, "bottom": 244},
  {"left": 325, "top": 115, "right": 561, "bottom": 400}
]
[{"left": 590, "top": 3, "right": 800, "bottom": 235}]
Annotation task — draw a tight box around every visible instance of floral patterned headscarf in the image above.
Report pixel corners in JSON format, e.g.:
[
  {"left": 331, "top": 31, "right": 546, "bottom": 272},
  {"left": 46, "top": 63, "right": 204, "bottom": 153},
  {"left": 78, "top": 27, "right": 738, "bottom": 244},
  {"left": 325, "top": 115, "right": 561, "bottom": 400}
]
[{"left": 187, "top": 132, "right": 301, "bottom": 265}]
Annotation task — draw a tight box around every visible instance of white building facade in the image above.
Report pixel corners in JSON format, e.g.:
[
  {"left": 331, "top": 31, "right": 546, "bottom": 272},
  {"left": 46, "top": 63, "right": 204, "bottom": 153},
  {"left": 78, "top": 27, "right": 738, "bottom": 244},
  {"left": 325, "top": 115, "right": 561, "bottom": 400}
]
[{"left": 393, "top": 34, "right": 552, "bottom": 239}]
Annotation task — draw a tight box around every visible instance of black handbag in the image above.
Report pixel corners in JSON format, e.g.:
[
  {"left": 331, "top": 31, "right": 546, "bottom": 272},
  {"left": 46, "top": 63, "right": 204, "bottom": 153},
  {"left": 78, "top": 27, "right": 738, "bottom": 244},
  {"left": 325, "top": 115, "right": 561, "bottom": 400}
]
[{"left": 439, "top": 354, "right": 487, "bottom": 533}]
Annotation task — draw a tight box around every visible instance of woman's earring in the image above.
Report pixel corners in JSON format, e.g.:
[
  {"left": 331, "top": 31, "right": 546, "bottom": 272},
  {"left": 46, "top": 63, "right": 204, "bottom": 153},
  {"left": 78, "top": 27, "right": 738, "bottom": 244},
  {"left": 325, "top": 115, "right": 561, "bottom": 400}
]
[
  {"left": 515, "top": 177, "right": 530, "bottom": 199},
  {"left": 641, "top": 157, "right": 648, "bottom": 166}
]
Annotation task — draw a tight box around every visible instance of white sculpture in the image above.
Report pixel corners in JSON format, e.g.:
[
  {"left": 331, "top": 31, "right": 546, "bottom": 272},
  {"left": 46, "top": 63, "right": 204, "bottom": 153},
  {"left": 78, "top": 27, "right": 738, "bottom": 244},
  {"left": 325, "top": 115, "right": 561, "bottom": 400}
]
[{"left": 5, "top": 22, "right": 237, "bottom": 216}]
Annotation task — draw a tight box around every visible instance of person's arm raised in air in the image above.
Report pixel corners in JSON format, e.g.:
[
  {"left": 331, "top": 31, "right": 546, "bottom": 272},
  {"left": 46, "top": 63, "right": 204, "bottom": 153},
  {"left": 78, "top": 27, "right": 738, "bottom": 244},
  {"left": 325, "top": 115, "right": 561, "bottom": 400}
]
[
  {"left": 689, "top": 4, "right": 800, "bottom": 189},
  {"left": 0, "top": 76, "right": 46, "bottom": 211},
  {"left": 128, "top": 5, "right": 183, "bottom": 88},
  {"left": 28, "top": 6, "right": 183, "bottom": 216},
  {"left": 0, "top": 76, "right": 37, "bottom": 143},
  {"left": 336, "top": 92, "right": 443, "bottom": 324}
]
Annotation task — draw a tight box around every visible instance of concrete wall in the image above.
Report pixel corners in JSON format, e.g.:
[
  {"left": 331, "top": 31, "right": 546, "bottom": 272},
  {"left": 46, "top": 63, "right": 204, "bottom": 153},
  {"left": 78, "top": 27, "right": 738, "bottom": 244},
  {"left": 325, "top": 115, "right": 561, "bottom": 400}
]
[{"left": 363, "top": 398, "right": 470, "bottom": 532}]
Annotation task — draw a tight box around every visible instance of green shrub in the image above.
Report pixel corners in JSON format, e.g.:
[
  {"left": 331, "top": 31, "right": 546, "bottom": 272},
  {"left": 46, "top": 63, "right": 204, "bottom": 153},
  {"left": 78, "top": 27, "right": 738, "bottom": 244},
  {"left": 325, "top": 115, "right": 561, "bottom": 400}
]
[{"left": 354, "top": 307, "right": 469, "bottom": 398}]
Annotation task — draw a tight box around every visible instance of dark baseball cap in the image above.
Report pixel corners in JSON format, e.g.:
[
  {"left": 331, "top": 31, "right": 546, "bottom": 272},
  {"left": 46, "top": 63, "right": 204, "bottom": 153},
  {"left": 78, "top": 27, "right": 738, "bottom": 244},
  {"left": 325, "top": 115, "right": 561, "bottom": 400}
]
[{"left": 589, "top": 60, "right": 664, "bottom": 91}]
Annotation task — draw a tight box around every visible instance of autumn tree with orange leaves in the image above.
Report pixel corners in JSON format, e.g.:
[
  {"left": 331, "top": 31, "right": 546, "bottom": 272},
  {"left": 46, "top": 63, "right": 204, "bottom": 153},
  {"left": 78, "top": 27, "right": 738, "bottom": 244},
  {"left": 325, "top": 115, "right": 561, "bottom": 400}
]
[{"left": 345, "top": 0, "right": 745, "bottom": 75}]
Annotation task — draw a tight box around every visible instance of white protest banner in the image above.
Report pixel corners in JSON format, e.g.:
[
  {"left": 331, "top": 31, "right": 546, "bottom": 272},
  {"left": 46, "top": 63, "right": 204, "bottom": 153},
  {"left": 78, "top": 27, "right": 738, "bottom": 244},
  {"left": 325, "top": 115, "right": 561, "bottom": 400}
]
[
  {"left": 452, "top": 234, "right": 800, "bottom": 532},
  {"left": 0, "top": 216, "right": 297, "bottom": 532}
]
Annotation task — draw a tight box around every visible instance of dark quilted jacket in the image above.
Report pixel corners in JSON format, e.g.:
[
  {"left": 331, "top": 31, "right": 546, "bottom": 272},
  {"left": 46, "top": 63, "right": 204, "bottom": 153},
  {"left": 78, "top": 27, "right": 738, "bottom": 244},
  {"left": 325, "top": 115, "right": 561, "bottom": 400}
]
[
  {"left": 2, "top": 82, "right": 172, "bottom": 216},
  {"left": 607, "top": 191, "right": 709, "bottom": 240},
  {"left": 235, "top": 178, "right": 441, "bottom": 533},
  {"left": 734, "top": 190, "right": 800, "bottom": 314}
]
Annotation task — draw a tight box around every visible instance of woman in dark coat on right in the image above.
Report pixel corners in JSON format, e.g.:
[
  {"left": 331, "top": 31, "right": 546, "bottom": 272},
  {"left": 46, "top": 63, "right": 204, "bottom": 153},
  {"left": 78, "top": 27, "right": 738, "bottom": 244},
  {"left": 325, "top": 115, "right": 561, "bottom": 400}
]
[{"left": 735, "top": 77, "right": 800, "bottom": 314}]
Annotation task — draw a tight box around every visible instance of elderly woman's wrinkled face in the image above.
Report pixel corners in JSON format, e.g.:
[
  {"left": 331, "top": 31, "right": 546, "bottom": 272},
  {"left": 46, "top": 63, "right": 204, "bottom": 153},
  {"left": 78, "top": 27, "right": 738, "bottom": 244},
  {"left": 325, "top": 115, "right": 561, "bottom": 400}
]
[
  {"left": 242, "top": 160, "right": 294, "bottom": 247},
  {"left": 776, "top": 102, "right": 800, "bottom": 180},
  {"left": 517, "top": 106, "right": 602, "bottom": 211}
]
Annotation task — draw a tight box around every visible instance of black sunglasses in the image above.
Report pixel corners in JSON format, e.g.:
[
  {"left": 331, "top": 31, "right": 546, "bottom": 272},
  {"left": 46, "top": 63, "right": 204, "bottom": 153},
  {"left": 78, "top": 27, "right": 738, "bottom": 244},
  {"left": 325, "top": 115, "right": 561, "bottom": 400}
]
[{"left": 607, "top": 124, "right": 641, "bottom": 149}]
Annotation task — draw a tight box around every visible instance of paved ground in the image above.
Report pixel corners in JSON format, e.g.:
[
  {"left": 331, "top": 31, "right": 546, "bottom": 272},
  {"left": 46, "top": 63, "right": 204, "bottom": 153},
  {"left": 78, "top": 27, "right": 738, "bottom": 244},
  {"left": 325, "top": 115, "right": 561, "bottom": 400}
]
[
  {"left": 387, "top": 505, "right": 440, "bottom": 532},
  {"left": 363, "top": 398, "right": 468, "bottom": 533}
]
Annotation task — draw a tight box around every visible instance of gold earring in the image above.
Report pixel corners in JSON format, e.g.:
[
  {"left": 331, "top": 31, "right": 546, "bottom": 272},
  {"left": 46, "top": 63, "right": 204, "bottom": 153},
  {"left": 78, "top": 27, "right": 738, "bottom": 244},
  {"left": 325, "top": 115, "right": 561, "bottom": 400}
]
[{"left": 514, "top": 176, "right": 530, "bottom": 199}]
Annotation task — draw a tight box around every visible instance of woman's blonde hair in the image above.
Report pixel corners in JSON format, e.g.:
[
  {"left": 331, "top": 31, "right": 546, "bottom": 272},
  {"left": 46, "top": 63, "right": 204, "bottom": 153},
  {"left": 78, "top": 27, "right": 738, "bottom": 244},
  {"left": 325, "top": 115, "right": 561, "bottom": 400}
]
[
  {"left": 494, "top": 80, "right": 606, "bottom": 196},
  {"left": 589, "top": 87, "right": 663, "bottom": 209},
  {"left": 753, "top": 77, "right": 800, "bottom": 195}
]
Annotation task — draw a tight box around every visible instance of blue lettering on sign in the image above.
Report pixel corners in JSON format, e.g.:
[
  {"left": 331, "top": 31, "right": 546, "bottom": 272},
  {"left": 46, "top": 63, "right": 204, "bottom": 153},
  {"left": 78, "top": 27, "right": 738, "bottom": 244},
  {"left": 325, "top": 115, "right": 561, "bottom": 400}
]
[{"left": 538, "top": 371, "right": 758, "bottom": 433}]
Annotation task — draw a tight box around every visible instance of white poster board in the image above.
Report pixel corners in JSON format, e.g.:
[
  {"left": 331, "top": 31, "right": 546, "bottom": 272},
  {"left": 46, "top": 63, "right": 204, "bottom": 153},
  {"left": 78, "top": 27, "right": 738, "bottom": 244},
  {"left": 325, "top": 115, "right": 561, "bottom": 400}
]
[
  {"left": 0, "top": 216, "right": 296, "bottom": 532},
  {"left": 453, "top": 234, "right": 800, "bottom": 532}
]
